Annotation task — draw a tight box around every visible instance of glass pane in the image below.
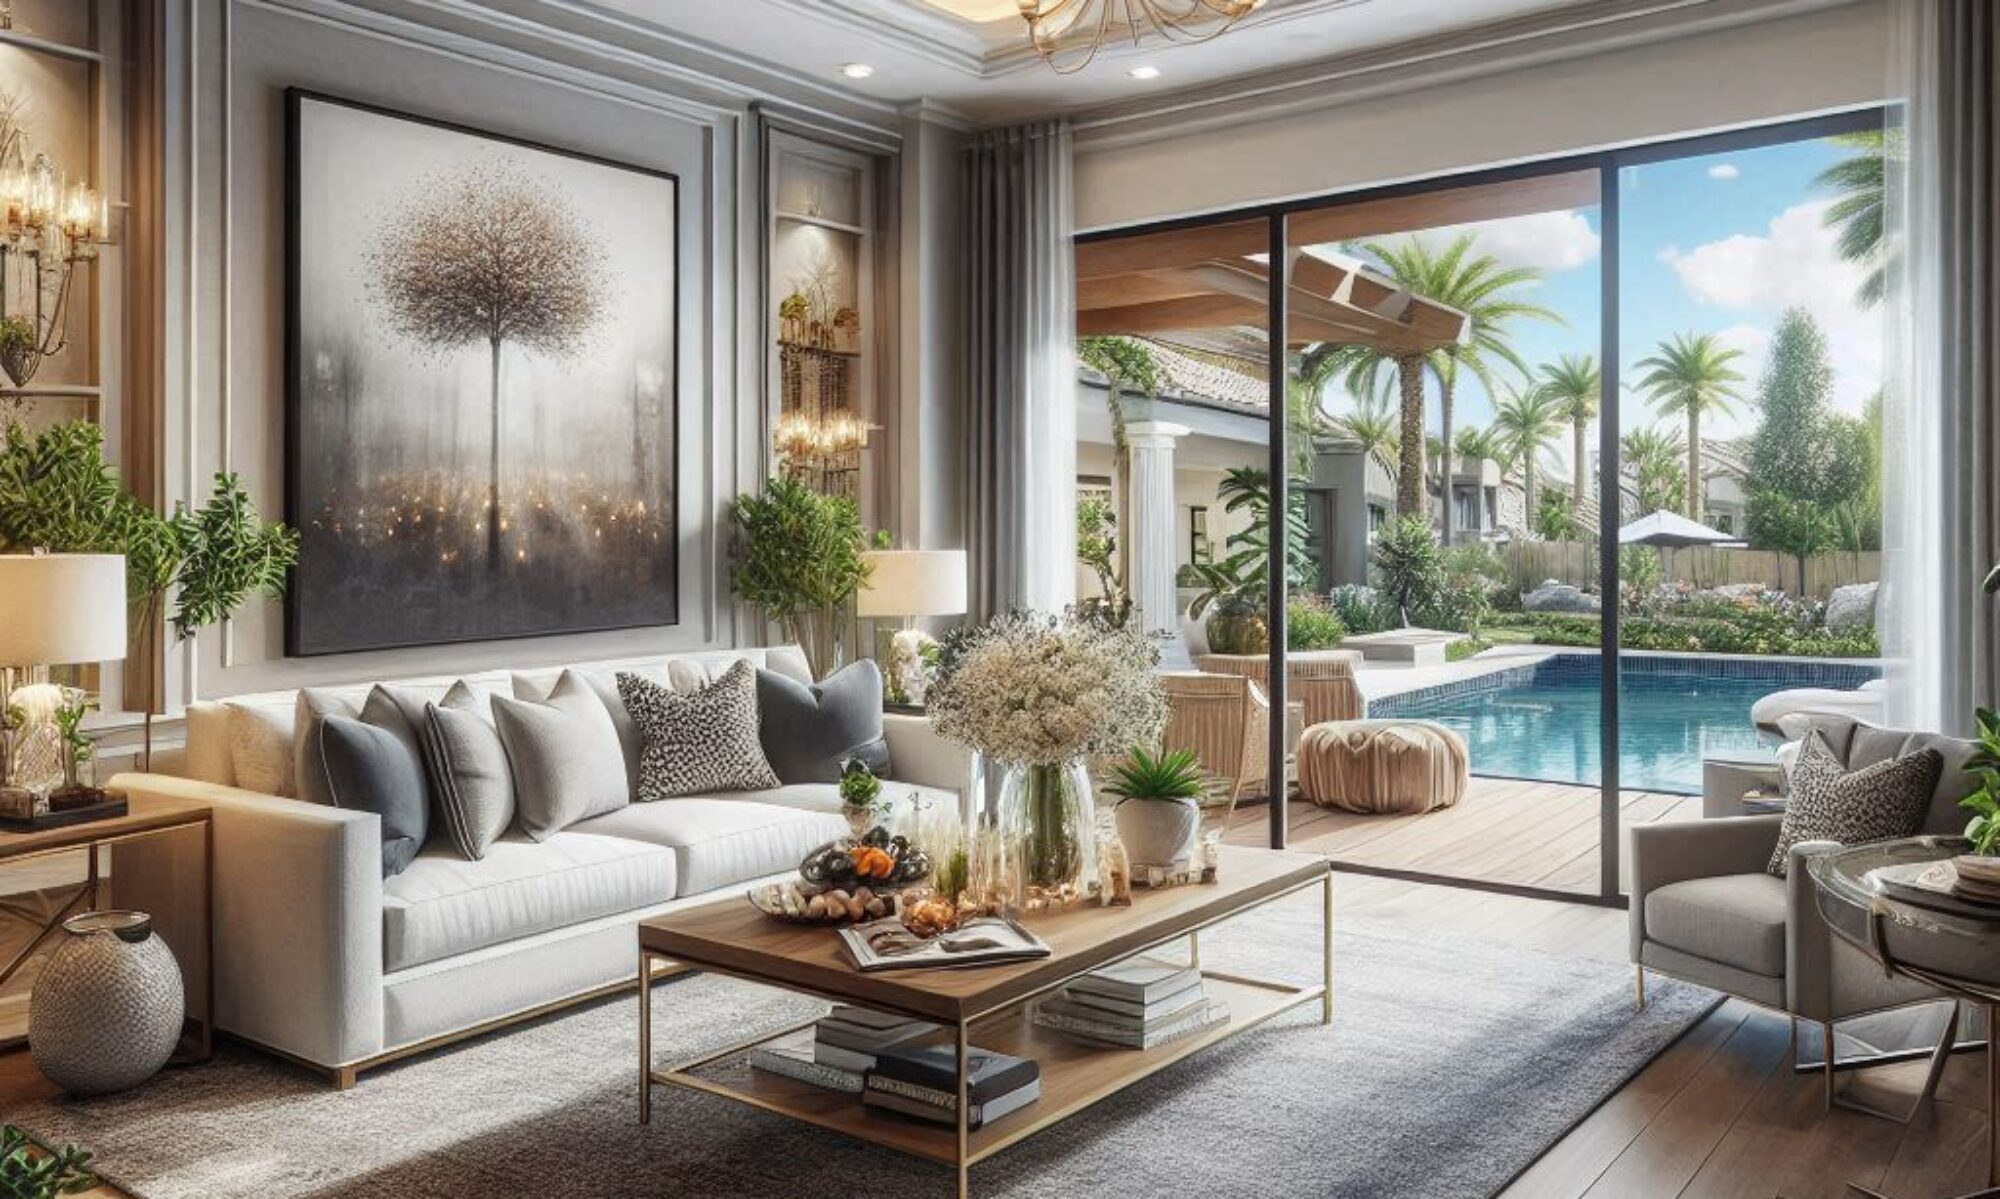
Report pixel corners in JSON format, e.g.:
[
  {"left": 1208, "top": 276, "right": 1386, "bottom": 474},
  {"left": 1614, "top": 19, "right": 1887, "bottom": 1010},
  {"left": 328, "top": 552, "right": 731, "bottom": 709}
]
[
  {"left": 1073, "top": 216, "right": 1272, "bottom": 834},
  {"left": 1289, "top": 169, "right": 1607, "bottom": 893},
  {"left": 1616, "top": 127, "right": 1888, "bottom": 874}
]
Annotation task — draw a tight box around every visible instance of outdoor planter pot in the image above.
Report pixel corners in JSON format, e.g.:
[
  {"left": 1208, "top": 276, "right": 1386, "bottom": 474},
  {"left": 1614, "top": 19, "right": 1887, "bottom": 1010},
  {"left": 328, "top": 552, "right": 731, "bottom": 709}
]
[{"left": 1115, "top": 796, "right": 1202, "bottom": 870}]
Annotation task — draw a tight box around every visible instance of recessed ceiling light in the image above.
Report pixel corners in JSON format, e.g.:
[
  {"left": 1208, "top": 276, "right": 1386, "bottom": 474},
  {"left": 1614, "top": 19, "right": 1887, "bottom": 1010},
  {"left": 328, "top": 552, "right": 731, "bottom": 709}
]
[
  {"left": 1129, "top": 65, "right": 1161, "bottom": 80},
  {"left": 841, "top": 63, "right": 875, "bottom": 79}
]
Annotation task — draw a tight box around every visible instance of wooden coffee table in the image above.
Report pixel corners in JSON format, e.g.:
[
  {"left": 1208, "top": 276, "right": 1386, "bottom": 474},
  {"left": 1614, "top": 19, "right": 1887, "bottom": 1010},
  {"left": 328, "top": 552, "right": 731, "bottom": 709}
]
[{"left": 637, "top": 845, "right": 1331, "bottom": 1197}]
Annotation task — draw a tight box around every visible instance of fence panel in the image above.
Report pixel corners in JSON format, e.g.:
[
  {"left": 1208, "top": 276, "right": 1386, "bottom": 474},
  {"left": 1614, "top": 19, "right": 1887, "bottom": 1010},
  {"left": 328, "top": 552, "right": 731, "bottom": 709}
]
[{"left": 1500, "top": 541, "right": 1878, "bottom": 600}]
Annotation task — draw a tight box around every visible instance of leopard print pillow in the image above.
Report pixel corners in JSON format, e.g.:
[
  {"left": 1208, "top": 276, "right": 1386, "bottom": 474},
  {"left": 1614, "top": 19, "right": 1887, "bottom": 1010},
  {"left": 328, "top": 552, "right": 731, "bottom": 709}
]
[
  {"left": 1767, "top": 732, "right": 1941, "bottom": 876},
  {"left": 618, "top": 659, "right": 780, "bottom": 801}
]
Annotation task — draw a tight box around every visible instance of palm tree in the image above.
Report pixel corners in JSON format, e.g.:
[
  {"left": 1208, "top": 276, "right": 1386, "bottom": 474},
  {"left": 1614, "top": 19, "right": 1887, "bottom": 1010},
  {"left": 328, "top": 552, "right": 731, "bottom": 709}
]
[
  {"left": 1538, "top": 354, "right": 1602, "bottom": 509},
  {"left": 1493, "top": 385, "right": 1564, "bottom": 536},
  {"left": 1621, "top": 424, "right": 1687, "bottom": 518},
  {"left": 1331, "top": 393, "right": 1399, "bottom": 475},
  {"left": 1309, "top": 233, "right": 1558, "bottom": 542},
  {"left": 1813, "top": 129, "right": 1894, "bottom": 309},
  {"left": 1633, "top": 333, "right": 1747, "bottom": 523}
]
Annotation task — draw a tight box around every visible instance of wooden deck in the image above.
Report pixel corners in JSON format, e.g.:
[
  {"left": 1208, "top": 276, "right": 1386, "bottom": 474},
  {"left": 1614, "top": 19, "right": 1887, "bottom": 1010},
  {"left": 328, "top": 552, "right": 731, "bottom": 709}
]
[{"left": 1225, "top": 776, "right": 1702, "bottom": 895}]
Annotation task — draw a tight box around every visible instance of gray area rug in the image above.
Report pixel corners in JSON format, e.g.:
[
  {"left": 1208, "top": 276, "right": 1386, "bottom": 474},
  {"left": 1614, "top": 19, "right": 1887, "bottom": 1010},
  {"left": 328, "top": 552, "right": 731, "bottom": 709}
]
[{"left": 16, "top": 889, "right": 1717, "bottom": 1199}]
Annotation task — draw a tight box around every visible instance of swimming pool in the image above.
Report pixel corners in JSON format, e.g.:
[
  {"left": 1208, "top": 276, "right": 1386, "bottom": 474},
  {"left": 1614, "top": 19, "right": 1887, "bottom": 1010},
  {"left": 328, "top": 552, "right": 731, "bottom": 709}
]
[{"left": 1366, "top": 653, "right": 1882, "bottom": 795}]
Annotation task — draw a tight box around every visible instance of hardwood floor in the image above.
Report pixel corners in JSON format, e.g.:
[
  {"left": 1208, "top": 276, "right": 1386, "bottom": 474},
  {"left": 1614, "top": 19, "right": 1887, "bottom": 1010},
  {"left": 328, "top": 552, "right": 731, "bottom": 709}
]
[
  {"left": 1225, "top": 776, "right": 1701, "bottom": 894},
  {"left": 1, "top": 860, "right": 1987, "bottom": 1198}
]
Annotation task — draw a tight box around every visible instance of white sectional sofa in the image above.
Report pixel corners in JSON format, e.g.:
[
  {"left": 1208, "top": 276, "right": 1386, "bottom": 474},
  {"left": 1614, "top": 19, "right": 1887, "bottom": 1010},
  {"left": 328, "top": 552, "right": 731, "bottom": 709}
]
[{"left": 109, "top": 645, "right": 973, "bottom": 1087}]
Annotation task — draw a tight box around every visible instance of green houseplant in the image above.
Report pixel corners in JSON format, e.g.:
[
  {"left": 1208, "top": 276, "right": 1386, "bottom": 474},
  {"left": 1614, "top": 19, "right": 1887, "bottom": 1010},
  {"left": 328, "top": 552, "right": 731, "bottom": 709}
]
[
  {"left": 837, "top": 756, "right": 887, "bottom": 836},
  {"left": 0, "top": 422, "right": 299, "bottom": 767},
  {"left": 1105, "top": 745, "right": 1208, "bottom": 869},
  {"left": 0, "top": 1125, "right": 96, "bottom": 1198},
  {"left": 729, "top": 476, "right": 869, "bottom": 679}
]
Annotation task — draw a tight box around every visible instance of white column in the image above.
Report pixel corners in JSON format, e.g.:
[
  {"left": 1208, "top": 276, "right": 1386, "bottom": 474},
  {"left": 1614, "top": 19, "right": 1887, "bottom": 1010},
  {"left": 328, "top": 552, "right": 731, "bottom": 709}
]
[{"left": 1125, "top": 421, "right": 1190, "bottom": 637}]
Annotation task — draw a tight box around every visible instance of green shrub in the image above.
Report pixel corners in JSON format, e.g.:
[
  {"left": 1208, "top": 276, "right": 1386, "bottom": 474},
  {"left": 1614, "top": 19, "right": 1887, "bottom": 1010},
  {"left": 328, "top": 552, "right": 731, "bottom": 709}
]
[
  {"left": 1329, "top": 584, "right": 1394, "bottom": 634},
  {"left": 1370, "top": 515, "right": 1443, "bottom": 627},
  {"left": 1287, "top": 595, "right": 1348, "bottom": 650},
  {"left": 1490, "top": 610, "right": 1878, "bottom": 657}
]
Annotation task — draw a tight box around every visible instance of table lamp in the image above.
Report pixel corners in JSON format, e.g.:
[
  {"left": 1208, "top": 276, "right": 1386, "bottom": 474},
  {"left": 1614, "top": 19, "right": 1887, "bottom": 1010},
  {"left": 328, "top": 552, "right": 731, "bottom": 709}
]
[
  {"left": 0, "top": 552, "right": 128, "bottom": 815},
  {"left": 857, "top": 550, "right": 967, "bottom": 705}
]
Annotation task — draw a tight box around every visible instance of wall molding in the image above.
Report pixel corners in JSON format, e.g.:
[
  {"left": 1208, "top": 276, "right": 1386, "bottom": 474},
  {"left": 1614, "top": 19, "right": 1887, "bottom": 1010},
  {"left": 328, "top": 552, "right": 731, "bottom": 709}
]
[{"left": 1069, "top": 0, "right": 1874, "bottom": 149}]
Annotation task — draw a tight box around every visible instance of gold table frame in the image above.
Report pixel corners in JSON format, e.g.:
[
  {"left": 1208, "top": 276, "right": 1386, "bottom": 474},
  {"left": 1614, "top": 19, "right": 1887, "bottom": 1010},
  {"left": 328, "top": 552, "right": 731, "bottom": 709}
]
[{"left": 639, "top": 858, "right": 1331, "bottom": 1198}]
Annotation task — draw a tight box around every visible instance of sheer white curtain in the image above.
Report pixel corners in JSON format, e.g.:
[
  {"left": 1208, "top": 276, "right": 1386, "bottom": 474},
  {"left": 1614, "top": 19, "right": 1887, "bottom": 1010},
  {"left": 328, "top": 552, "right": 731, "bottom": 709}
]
[
  {"left": 1879, "top": 0, "right": 1998, "bottom": 734},
  {"left": 963, "top": 121, "right": 1078, "bottom": 620}
]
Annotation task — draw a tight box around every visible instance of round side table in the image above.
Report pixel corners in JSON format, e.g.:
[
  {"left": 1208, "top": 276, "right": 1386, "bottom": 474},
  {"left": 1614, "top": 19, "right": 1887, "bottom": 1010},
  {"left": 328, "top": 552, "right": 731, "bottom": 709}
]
[{"left": 1810, "top": 837, "right": 2000, "bottom": 1199}]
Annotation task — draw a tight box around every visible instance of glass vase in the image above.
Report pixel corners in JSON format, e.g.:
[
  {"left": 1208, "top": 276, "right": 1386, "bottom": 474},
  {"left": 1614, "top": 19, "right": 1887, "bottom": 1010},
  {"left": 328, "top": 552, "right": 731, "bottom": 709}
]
[{"left": 996, "top": 759, "right": 1100, "bottom": 911}]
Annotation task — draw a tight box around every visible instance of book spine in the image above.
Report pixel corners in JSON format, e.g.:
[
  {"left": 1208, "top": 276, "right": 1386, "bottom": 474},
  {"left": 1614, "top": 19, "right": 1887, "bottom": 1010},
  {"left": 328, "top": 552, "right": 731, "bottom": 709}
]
[
  {"left": 1034, "top": 1002, "right": 1227, "bottom": 1050},
  {"left": 812, "top": 1043, "right": 877, "bottom": 1073},
  {"left": 749, "top": 1050, "right": 864, "bottom": 1094}
]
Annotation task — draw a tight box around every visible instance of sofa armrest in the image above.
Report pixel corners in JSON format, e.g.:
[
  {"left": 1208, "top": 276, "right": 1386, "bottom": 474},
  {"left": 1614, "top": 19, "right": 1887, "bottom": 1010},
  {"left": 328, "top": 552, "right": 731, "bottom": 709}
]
[
  {"left": 1783, "top": 839, "right": 1844, "bottom": 1020},
  {"left": 1629, "top": 814, "right": 1783, "bottom": 962},
  {"left": 107, "top": 772, "right": 385, "bottom": 1070},
  {"left": 882, "top": 713, "right": 975, "bottom": 797}
]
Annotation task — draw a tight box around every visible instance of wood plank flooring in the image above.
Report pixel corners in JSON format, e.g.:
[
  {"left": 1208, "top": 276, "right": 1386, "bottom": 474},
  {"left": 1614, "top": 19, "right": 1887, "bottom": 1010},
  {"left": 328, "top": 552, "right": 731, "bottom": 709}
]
[
  {"left": 1226, "top": 776, "right": 1701, "bottom": 894},
  {"left": 2, "top": 859, "right": 1987, "bottom": 1197}
]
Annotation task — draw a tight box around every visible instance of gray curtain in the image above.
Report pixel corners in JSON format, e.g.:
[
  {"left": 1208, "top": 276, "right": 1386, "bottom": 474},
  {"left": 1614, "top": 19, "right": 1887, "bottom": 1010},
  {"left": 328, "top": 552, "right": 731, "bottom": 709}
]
[
  {"left": 963, "top": 121, "right": 1077, "bottom": 621},
  {"left": 1883, "top": 0, "right": 1999, "bottom": 733}
]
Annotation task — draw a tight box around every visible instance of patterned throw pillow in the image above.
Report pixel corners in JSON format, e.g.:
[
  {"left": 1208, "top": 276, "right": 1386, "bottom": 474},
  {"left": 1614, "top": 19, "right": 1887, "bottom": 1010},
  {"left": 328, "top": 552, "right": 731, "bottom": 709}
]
[
  {"left": 1767, "top": 732, "right": 1942, "bottom": 876},
  {"left": 619, "top": 659, "right": 780, "bottom": 801}
]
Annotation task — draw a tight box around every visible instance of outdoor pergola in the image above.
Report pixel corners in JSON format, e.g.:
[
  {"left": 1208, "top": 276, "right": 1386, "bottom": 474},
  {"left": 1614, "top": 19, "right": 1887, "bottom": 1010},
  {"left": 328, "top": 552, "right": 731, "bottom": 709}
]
[{"left": 1074, "top": 179, "right": 1582, "bottom": 636}]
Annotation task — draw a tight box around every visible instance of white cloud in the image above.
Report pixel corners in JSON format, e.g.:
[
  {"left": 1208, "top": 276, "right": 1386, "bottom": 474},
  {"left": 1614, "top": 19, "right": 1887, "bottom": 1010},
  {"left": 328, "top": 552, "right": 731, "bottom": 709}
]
[
  {"left": 1361, "top": 209, "right": 1600, "bottom": 275},
  {"left": 1659, "top": 198, "right": 1883, "bottom": 415},
  {"left": 1654, "top": 243, "right": 1680, "bottom": 263},
  {"left": 1706, "top": 163, "right": 1741, "bottom": 181}
]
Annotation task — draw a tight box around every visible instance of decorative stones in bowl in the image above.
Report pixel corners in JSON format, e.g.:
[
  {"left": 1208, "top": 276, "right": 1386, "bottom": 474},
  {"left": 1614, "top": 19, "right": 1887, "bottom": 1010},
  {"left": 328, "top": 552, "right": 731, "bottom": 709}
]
[{"left": 745, "top": 826, "right": 935, "bottom": 925}]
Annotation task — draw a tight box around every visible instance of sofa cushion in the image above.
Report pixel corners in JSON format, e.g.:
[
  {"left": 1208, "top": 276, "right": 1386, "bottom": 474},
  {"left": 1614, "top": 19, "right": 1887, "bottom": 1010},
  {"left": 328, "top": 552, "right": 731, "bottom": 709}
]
[
  {"left": 569, "top": 798, "right": 846, "bottom": 897},
  {"left": 224, "top": 702, "right": 297, "bottom": 796},
  {"left": 319, "top": 716, "right": 430, "bottom": 877},
  {"left": 620, "top": 661, "right": 780, "bottom": 801},
  {"left": 757, "top": 660, "right": 891, "bottom": 785},
  {"left": 381, "top": 833, "right": 675, "bottom": 972},
  {"left": 493, "top": 673, "right": 629, "bottom": 841},
  {"left": 422, "top": 690, "right": 516, "bottom": 860},
  {"left": 1644, "top": 873, "right": 1789, "bottom": 978}
]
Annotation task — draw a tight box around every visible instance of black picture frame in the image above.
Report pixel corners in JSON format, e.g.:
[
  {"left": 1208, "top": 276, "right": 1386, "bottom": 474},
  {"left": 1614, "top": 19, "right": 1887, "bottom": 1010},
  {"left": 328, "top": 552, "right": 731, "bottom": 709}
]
[{"left": 283, "top": 88, "right": 683, "bottom": 656}]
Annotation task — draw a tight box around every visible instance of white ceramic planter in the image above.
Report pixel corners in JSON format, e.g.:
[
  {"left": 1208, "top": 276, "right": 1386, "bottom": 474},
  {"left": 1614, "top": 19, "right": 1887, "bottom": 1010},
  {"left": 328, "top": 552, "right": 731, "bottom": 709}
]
[{"left": 1115, "top": 797, "right": 1202, "bottom": 869}]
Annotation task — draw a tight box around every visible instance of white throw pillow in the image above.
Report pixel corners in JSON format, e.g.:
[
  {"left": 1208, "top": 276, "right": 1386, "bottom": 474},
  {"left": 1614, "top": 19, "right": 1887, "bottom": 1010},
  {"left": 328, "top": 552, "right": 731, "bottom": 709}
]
[
  {"left": 491, "top": 671, "right": 628, "bottom": 841},
  {"left": 224, "top": 702, "right": 297, "bottom": 797}
]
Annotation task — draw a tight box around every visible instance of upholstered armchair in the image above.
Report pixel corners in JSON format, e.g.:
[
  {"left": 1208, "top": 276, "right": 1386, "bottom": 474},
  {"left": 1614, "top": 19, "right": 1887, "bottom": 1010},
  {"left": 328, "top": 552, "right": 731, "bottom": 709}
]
[{"left": 1630, "top": 714, "right": 1980, "bottom": 1103}]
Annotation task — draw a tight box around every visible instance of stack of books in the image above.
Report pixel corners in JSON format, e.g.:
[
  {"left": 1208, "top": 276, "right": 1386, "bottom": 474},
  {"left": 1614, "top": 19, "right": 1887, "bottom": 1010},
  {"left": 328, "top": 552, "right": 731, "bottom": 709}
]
[
  {"left": 1032, "top": 954, "right": 1227, "bottom": 1049},
  {"left": 862, "top": 1043, "right": 1042, "bottom": 1129},
  {"left": 749, "top": 1005, "right": 937, "bottom": 1093}
]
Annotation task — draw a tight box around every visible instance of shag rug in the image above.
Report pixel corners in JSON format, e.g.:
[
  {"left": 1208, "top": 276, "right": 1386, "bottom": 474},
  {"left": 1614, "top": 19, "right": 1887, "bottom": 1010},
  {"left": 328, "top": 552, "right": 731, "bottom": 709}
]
[{"left": 16, "top": 889, "right": 1717, "bottom": 1199}]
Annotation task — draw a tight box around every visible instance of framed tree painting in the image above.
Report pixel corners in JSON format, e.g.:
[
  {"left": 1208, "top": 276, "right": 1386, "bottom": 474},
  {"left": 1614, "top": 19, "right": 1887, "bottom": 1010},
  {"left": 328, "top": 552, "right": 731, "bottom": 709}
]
[{"left": 284, "top": 90, "right": 679, "bottom": 656}]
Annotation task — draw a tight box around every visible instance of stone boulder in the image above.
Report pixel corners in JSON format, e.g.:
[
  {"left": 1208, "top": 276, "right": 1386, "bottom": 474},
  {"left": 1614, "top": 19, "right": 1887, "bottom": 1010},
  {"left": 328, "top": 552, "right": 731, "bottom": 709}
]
[
  {"left": 1824, "top": 581, "right": 1879, "bottom": 636},
  {"left": 1523, "top": 580, "right": 1601, "bottom": 615}
]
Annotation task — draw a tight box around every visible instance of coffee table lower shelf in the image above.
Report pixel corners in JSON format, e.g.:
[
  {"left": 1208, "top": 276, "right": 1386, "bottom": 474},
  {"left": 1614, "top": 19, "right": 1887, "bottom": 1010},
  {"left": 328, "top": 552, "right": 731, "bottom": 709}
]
[{"left": 652, "top": 971, "right": 1321, "bottom": 1167}]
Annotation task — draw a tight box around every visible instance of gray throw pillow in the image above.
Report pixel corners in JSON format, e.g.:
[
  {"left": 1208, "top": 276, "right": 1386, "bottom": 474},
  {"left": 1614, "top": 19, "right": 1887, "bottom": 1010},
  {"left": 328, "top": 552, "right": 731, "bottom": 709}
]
[
  {"left": 294, "top": 688, "right": 361, "bottom": 806},
  {"left": 492, "top": 672, "right": 628, "bottom": 841},
  {"left": 421, "top": 689, "right": 516, "bottom": 860},
  {"left": 318, "top": 715, "right": 429, "bottom": 877},
  {"left": 619, "top": 659, "right": 780, "bottom": 801},
  {"left": 1767, "top": 732, "right": 1943, "bottom": 876},
  {"left": 756, "top": 659, "right": 890, "bottom": 784}
]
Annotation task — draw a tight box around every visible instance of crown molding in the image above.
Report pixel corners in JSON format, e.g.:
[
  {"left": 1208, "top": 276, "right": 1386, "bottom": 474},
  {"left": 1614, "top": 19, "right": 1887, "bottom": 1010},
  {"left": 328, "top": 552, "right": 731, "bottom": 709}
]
[
  {"left": 899, "top": 96, "right": 982, "bottom": 132},
  {"left": 763, "top": 0, "right": 989, "bottom": 75},
  {"left": 1069, "top": 0, "right": 1874, "bottom": 147}
]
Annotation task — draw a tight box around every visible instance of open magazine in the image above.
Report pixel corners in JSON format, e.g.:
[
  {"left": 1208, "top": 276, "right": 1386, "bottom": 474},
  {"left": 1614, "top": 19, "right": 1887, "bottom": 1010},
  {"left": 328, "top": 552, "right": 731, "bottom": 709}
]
[{"left": 838, "top": 915, "right": 1052, "bottom": 973}]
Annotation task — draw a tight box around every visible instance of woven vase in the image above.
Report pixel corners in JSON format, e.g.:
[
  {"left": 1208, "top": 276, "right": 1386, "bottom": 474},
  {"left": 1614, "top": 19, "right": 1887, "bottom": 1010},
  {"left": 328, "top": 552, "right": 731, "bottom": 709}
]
[{"left": 30, "top": 911, "right": 185, "bottom": 1096}]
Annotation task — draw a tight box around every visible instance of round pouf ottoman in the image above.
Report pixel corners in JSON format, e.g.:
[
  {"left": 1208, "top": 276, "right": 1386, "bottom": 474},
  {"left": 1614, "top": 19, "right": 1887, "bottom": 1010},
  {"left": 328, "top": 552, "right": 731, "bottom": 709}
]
[
  {"left": 1298, "top": 720, "right": 1469, "bottom": 814},
  {"left": 30, "top": 911, "right": 185, "bottom": 1096}
]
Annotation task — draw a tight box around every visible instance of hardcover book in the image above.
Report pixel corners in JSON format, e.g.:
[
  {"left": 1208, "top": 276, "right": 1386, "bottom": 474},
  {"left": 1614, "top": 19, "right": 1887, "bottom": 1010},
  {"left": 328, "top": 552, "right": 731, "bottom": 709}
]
[{"left": 1068, "top": 955, "right": 1201, "bottom": 1005}]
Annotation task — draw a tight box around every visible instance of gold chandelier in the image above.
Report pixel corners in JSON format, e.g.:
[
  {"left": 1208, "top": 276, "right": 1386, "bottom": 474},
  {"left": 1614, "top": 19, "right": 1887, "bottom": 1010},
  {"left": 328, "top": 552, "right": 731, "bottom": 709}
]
[{"left": 1016, "top": 0, "right": 1265, "bottom": 74}]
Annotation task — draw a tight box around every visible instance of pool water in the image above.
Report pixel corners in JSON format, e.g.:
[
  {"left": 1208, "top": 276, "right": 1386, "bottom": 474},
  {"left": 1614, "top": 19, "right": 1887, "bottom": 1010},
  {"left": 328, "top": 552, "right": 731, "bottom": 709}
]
[{"left": 1367, "top": 653, "right": 1881, "bottom": 795}]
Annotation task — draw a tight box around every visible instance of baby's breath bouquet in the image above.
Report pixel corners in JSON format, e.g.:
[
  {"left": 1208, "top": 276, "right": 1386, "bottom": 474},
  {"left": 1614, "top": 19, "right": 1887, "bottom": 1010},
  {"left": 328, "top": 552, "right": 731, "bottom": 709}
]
[{"left": 928, "top": 610, "right": 1166, "bottom": 904}]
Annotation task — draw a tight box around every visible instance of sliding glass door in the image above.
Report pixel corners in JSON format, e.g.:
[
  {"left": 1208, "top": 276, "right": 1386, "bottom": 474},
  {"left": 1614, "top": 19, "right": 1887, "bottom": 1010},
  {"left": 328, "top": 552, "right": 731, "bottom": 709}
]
[{"left": 1073, "top": 106, "right": 1888, "bottom": 905}]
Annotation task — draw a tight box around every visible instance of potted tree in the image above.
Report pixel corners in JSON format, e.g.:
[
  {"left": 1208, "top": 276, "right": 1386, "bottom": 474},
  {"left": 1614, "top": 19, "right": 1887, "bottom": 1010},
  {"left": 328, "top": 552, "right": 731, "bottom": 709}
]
[
  {"left": 728, "top": 476, "right": 870, "bottom": 678},
  {"left": 1106, "top": 746, "right": 1209, "bottom": 870}
]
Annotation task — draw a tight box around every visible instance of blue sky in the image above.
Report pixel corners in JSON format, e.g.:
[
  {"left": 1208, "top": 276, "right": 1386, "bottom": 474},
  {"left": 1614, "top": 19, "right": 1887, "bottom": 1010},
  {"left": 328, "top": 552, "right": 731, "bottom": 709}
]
[{"left": 1320, "top": 134, "right": 1882, "bottom": 479}]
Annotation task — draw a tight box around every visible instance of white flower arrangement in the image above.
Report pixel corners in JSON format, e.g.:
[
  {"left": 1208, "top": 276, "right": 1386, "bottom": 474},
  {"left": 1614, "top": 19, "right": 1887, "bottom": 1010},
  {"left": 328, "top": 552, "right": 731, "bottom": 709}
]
[{"left": 926, "top": 610, "right": 1167, "bottom": 768}]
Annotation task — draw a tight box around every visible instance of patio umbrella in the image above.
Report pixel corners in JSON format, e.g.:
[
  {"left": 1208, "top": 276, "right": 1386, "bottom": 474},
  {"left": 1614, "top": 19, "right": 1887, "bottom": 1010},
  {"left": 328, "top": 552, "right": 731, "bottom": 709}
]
[{"left": 1616, "top": 509, "right": 1746, "bottom": 548}]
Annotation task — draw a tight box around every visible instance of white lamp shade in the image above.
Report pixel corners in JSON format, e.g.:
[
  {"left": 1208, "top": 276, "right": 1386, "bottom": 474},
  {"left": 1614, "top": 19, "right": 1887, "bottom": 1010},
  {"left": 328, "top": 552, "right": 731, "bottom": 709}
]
[
  {"left": 857, "top": 550, "right": 968, "bottom": 619},
  {"left": 0, "top": 553, "right": 128, "bottom": 666}
]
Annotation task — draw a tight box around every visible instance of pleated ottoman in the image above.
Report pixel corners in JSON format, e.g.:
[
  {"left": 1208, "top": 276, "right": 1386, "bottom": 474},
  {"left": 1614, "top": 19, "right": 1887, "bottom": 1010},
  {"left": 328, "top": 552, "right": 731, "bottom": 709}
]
[{"left": 1298, "top": 719, "right": 1469, "bottom": 814}]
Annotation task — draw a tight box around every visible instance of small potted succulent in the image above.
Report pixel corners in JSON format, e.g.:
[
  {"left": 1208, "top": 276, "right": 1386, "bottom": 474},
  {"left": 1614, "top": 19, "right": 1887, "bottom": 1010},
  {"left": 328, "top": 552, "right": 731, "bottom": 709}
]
[
  {"left": 1106, "top": 746, "right": 1209, "bottom": 870},
  {"left": 838, "top": 756, "right": 887, "bottom": 837}
]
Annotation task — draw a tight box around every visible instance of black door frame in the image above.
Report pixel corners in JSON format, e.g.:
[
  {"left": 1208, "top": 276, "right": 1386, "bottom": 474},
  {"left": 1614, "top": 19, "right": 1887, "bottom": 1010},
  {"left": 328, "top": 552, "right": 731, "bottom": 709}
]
[{"left": 1078, "top": 105, "right": 1884, "bottom": 905}]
